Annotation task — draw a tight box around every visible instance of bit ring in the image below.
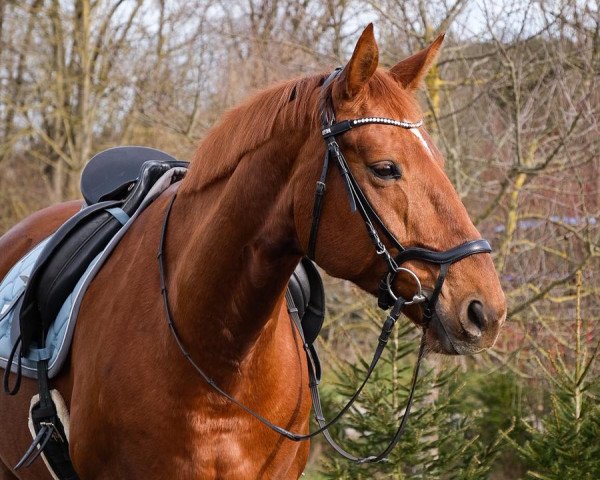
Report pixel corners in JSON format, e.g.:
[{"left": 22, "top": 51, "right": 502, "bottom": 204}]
[{"left": 385, "top": 268, "right": 427, "bottom": 306}]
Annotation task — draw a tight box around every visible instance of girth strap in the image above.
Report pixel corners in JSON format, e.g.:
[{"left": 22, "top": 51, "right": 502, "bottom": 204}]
[{"left": 14, "top": 359, "right": 78, "bottom": 479}]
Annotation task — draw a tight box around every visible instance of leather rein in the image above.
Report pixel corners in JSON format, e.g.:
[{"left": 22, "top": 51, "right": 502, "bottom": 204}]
[{"left": 157, "top": 69, "right": 492, "bottom": 464}]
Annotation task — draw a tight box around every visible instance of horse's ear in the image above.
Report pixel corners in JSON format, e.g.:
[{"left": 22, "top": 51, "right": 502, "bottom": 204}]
[
  {"left": 390, "top": 33, "right": 445, "bottom": 91},
  {"left": 335, "top": 23, "right": 379, "bottom": 99}
]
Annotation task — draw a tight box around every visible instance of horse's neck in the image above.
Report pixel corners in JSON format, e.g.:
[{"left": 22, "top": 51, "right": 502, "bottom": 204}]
[{"left": 165, "top": 133, "right": 303, "bottom": 374}]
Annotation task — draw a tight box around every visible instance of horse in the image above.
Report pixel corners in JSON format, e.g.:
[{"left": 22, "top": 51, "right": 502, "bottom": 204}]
[{"left": 0, "top": 24, "right": 506, "bottom": 479}]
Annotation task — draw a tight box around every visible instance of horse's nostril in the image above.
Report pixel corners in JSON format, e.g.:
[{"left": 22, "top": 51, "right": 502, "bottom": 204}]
[
  {"left": 456, "top": 298, "right": 504, "bottom": 347},
  {"left": 467, "top": 300, "right": 486, "bottom": 332}
]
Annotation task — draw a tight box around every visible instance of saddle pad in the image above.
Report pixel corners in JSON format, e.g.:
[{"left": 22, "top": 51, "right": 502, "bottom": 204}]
[{"left": 0, "top": 167, "right": 186, "bottom": 379}]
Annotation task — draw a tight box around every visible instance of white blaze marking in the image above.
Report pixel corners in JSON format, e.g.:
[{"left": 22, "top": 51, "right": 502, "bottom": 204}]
[{"left": 410, "top": 128, "right": 432, "bottom": 156}]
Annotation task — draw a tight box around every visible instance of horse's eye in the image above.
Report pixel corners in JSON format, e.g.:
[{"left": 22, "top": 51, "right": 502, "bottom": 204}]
[{"left": 369, "top": 161, "right": 401, "bottom": 180}]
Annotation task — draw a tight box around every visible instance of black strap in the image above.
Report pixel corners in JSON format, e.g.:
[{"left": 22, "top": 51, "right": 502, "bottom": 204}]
[
  {"left": 286, "top": 286, "right": 425, "bottom": 463},
  {"left": 14, "top": 361, "right": 78, "bottom": 478},
  {"left": 315, "top": 340, "right": 425, "bottom": 463},
  {"left": 286, "top": 288, "right": 425, "bottom": 463},
  {"left": 15, "top": 426, "right": 54, "bottom": 469},
  {"left": 3, "top": 335, "right": 23, "bottom": 395},
  {"left": 424, "top": 263, "right": 449, "bottom": 321},
  {"left": 308, "top": 127, "right": 402, "bottom": 263},
  {"left": 329, "top": 141, "right": 358, "bottom": 212},
  {"left": 307, "top": 69, "right": 343, "bottom": 260},
  {"left": 15, "top": 360, "right": 55, "bottom": 469},
  {"left": 9, "top": 340, "right": 79, "bottom": 478},
  {"left": 307, "top": 149, "right": 331, "bottom": 259},
  {"left": 395, "top": 240, "right": 491, "bottom": 265},
  {"left": 335, "top": 147, "right": 404, "bottom": 254},
  {"left": 158, "top": 193, "right": 419, "bottom": 454}
]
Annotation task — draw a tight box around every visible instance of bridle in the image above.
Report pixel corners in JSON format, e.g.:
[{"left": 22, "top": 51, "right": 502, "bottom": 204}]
[
  {"left": 157, "top": 69, "right": 492, "bottom": 464},
  {"left": 308, "top": 68, "right": 492, "bottom": 323}
]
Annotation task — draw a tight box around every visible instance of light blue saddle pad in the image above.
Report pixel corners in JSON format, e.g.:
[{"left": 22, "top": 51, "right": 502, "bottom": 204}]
[
  {"left": 0, "top": 237, "right": 104, "bottom": 378},
  {"left": 0, "top": 167, "right": 186, "bottom": 379}
]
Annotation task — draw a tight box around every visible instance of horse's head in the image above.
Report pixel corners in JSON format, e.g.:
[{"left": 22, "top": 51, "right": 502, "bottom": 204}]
[{"left": 293, "top": 25, "right": 506, "bottom": 355}]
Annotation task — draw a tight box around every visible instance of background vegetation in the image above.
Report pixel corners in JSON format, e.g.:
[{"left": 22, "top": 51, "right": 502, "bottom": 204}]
[{"left": 0, "top": 0, "right": 598, "bottom": 478}]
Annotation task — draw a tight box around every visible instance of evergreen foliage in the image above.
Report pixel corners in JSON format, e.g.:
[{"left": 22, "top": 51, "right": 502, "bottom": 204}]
[
  {"left": 510, "top": 387, "right": 600, "bottom": 480},
  {"left": 506, "top": 272, "right": 600, "bottom": 479},
  {"left": 318, "top": 318, "right": 505, "bottom": 479},
  {"left": 315, "top": 273, "right": 600, "bottom": 480}
]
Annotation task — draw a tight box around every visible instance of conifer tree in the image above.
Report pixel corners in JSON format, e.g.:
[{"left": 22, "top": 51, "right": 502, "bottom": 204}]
[
  {"left": 318, "top": 314, "right": 505, "bottom": 479},
  {"left": 506, "top": 271, "right": 600, "bottom": 479}
]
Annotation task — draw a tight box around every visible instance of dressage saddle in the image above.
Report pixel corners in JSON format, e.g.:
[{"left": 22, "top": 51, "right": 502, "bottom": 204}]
[{"left": 18, "top": 147, "right": 188, "bottom": 355}]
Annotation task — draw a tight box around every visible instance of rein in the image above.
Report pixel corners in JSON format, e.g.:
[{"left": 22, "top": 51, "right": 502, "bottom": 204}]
[
  {"left": 158, "top": 193, "right": 422, "bottom": 464},
  {"left": 157, "top": 69, "right": 493, "bottom": 464}
]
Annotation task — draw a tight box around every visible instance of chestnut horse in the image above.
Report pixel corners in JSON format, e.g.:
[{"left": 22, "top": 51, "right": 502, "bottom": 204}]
[{"left": 0, "top": 25, "right": 506, "bottom": 479}]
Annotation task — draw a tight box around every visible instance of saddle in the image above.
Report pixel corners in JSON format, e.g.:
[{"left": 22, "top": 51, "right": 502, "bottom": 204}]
[
  {"left": 18, "top": 147, "right": 189, "bottom": 355},
  {"left": 3, "top": 145, "right": 325, "bottom": 480}
]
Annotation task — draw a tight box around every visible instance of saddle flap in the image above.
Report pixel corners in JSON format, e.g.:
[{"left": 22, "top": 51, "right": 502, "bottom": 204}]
[{"left": 289, "top": 258, "right": 325, "bottom": 346}]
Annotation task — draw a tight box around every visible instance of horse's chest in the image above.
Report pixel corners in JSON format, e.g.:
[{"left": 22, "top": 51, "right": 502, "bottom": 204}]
[
  {"left": 190, "top": 433, "right": 254, "bottom": 478},
  {"left": 187, "top": 410, "right": 307, "bottom": 479}
]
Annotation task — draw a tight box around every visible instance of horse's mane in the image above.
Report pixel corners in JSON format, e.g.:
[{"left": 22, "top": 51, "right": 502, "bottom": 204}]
[
  {"left": 181, "top": 74, "right": 326, "bottom": 192},
  {"left": 180, "top": 70, "right": 421, "bottom": 193}
]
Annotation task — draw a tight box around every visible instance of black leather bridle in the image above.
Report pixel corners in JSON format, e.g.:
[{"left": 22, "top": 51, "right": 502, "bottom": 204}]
[
  {"left": 157, "top": 69, "right": 493, "bottom": 465},
  {"left": 308, "top": 68, "right": 491, "bottom": 323}
]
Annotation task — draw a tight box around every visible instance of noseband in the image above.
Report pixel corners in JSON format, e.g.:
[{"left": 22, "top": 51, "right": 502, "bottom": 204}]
[
  {"left": 308, "top": 68, "right": 491, "bottom": 324},
  {"left": 157, "top": 70, "right": 493, "bottom": 465}
]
